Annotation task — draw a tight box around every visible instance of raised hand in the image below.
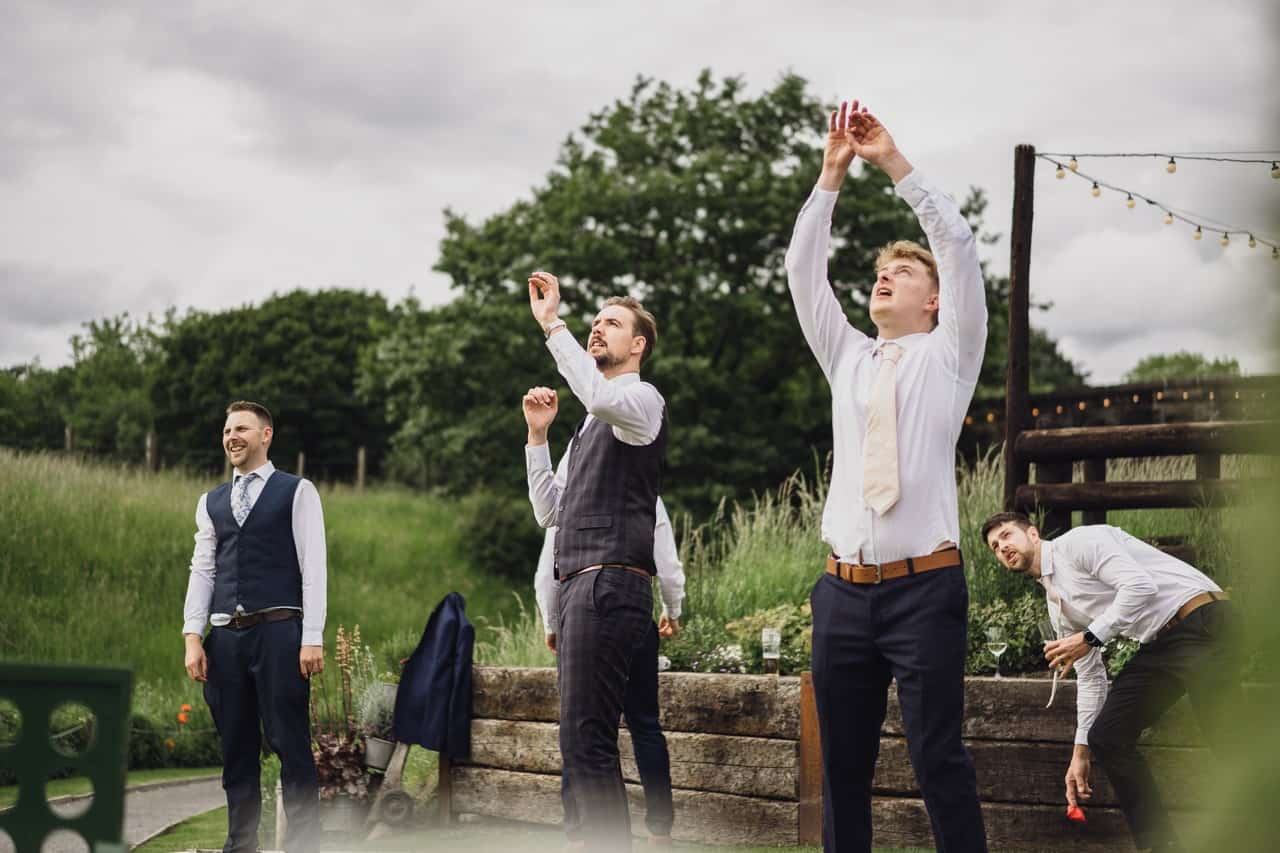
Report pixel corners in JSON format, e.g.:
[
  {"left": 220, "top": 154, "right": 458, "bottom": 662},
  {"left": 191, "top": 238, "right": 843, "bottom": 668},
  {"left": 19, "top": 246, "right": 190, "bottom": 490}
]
[
  {"left": 847, "top": 106, "right": 913, "bottom": 183},
  {"left": 528, "top": 271, "right": 562, "bottom": 330},
  {"left": 522, "top": 385, "right": 558, "bottom": 441},
  {"left": 818, "top": 100, "right": 864, "bottom": 191}
]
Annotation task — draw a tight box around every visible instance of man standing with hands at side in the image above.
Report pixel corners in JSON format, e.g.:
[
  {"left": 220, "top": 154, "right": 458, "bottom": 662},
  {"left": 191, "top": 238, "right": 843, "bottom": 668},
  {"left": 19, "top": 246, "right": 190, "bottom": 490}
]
[
  {"left": 523, "top": 270, "right": 668, "bottom": 852},
  {"left": 182, "top": 401, "right": 326, "bottom": 853},
  {"left": 786, "top": 101, "right": 989, "bottom": 852}
]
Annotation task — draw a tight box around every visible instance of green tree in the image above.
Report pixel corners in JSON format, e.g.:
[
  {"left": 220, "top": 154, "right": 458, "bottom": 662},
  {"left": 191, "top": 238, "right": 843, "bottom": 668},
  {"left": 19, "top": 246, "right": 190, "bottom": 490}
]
[
  {"left": 374, "top": 71, "right": 1083, "bottom": 516},
  {"left": 0, "top": 362, "right": 74, "bottom": 450},
  {"left": 64, "top": 314, "right": 160, "bottom": 459},
  {"left": 150, "top": 290, "right": 392, "bottom": 479},
  {"left": 1123, "top": 351, "right": 1241, "bottom": 384}
]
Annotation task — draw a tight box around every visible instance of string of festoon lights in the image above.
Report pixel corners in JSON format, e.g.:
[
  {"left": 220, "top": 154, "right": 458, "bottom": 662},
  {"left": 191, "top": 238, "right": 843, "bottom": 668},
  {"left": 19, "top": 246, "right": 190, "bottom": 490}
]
[{"left": 1036, "top": 152, "right": 1280, "bottom": 259}]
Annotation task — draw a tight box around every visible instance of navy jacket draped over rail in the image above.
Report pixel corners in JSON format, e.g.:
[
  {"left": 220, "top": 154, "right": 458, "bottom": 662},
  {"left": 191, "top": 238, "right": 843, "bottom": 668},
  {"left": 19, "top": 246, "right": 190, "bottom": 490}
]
[{"left": 392, "top": 591, "right": 474, "bottom": 759}]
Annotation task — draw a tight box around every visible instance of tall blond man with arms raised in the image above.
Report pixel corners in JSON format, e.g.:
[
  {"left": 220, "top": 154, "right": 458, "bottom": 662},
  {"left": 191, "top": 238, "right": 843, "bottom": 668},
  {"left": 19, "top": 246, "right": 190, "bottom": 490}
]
[{"left": 786, "top": 101, "right": 989, "bottom": 852}]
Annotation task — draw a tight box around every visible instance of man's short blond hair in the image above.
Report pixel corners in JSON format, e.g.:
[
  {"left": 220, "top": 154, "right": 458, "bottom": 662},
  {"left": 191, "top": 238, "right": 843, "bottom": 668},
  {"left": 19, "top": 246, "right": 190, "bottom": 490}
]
[
  {"left": 875, "top": 240, "right": 939, "bottom": 286},
  {"left": 603, "top": 295, "right": 657, "bottom": 365}
]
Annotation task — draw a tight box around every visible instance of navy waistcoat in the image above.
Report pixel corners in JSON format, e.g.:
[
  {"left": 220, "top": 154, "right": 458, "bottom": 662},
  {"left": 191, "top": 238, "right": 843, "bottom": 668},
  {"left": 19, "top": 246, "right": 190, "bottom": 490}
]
[
  {"left": 207, "top": 470, "right": 303, "bottom": 614},
  {"left": 554, "top": 408, "right": 668, "bottom": 578}
]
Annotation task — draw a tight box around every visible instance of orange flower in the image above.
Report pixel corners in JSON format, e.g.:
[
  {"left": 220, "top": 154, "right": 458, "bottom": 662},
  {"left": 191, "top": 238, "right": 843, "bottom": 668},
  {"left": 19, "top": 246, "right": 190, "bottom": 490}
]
[
  {"left": 180, "top": 703, "right": 192, "bottom": 713},
  {"left": 177, "top": 712, "right": 190, "bottom": 724},
  {"left": 165, "top": 738, "right": 176, "bottom": 750}
]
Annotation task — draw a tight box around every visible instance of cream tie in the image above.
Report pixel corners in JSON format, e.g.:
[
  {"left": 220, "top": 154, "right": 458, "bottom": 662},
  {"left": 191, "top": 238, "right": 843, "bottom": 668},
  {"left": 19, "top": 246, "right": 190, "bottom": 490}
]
[{"left": 862, "top": 342, "right": 904, "bottom": 515}]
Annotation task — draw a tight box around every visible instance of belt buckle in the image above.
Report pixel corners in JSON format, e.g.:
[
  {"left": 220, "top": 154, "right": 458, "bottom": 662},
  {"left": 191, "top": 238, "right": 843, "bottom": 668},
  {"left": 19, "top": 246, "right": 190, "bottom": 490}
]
[{"left": 866, "top": 562, "right": 882, "bottom": 584}]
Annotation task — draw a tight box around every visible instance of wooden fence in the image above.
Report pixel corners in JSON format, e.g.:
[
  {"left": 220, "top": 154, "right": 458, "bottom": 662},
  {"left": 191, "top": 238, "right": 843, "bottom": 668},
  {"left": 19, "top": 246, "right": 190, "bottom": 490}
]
[{"left": 438, "top": 666, "right": 1267, "bottom": 850}]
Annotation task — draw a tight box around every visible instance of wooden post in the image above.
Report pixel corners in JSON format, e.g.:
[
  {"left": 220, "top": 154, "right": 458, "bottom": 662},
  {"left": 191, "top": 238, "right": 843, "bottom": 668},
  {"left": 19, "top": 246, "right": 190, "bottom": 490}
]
[
  {"left": 296, "top": 451, "right": 306, "bottom": 479},
  {"left": 437, "top": 753, "right": 453, "bottom": 826},
  {"left": 145, "top": 429, "right": 158, "bottom": 472},
  {"left": 1036, "top": 461, "right": 1073, "bottom": 537},
  {"left": 1003, "top": 144, "right": 1036, "bottom": 510},
  {"left": 1195, "top": 453, "right": 1221, "bottom": 480},
  {"left": 1081, "top": 459, "right": 1107, "bottom": 525},
  {"left": 797, "top": 672, "right": 822, "bottom": 844},
  {"left": 64, "top": 424, "right": 75, "bottom": 452},
  {"left": 356, "top": 446, "right": 367, "bottom": 492}
]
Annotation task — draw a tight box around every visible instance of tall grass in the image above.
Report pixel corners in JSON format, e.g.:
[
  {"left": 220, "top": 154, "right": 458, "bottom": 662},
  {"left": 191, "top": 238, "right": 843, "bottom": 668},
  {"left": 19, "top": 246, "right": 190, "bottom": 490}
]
[{"left": 0, "top": 449, "right": 517, "bottom": 714}]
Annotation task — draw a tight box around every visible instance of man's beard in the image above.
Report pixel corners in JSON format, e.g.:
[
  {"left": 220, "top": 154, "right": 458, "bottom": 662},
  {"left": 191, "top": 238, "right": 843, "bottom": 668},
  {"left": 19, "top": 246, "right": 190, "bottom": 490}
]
[{"left": 593, "top": 350, "right": 623, "bottom": 369}]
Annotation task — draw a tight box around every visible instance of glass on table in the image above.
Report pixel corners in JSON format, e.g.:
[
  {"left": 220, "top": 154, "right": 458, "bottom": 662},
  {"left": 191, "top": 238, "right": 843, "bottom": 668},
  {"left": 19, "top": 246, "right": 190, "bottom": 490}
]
[{"left": 985, "top": 627, "right": 1008, "bottom": 679}]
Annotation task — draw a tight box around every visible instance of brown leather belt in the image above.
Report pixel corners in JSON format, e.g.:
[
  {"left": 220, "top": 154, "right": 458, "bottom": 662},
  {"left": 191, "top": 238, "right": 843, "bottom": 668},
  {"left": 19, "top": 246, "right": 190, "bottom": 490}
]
[
  {"left": 560, "top": 563, "right": 653, "bottom": 584},
  {"left": 226, "top": 608, "right": 301, "bottom": 630},
  {"left": 825, "top": 548, "right": 963, "bottom": 585},
  {"left": 1158, "top": 591, "right": 1227, "bottom": 637}
]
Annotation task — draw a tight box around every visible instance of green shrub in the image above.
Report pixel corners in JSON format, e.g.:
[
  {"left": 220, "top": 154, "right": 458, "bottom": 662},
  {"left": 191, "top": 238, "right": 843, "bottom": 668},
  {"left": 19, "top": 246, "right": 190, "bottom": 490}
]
[{"left": 455, "top": 489, "right": 544, "bottom": 584}]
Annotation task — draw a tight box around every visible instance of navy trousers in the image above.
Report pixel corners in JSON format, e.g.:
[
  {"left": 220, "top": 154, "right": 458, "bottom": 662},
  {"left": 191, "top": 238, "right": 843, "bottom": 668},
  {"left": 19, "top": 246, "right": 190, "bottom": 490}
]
[
  {"left": 557, "top": 568, "right": 654, "bottom": 851},
  {"left": 203, "top": 617, "right": 319, "bottom": 853},
  {"left": 810, "top": 564, "right": 987, "bottom": 853}
]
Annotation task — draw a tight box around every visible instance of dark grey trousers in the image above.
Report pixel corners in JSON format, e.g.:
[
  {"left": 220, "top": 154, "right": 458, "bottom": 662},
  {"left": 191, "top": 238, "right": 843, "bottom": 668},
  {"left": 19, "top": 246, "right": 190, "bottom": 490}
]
[{"left": 557, "top": 568, "right": 654, "bottom": 851}]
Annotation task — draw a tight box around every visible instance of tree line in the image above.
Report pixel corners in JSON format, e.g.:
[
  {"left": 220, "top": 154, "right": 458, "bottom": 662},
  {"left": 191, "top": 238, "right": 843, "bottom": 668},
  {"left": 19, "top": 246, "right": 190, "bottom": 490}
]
[{"left": 2, "top": 71, "right": 1089, "bottom": 559}]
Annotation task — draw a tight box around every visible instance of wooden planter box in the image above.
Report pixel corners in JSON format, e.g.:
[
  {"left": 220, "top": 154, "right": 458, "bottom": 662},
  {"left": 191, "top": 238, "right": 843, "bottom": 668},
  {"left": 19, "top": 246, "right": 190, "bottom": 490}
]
[{"left": 440, "top": 666, "right": 1269, "bottom": 851}]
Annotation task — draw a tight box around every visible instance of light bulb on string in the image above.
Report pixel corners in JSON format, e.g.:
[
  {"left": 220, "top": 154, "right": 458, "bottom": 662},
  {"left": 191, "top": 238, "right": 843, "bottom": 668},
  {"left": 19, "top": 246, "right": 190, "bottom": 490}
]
[
  {"left": 1193, "top": 226, "right": 1203, "bottom": 240},
  {"left": 1166, "top": 157, "right": 1177, "bottom": 174},
  {"left": 1273, "top": 247, "right": 1279, "bottom": 260},
  {"left": 1272, "top": 162, "right": 1280, "bottom": 179},
  {"left": 1055, "top": 164, "right": 1065, "bottom": 179},
  {"left": 1069, "top": 157, "right": 1079, "bottom": 172},
  {"left": 1248, "top": 235, "right": 1256, "bottom": 248},
  {"left": 1125, "top": 194, "right": 1136, "bottom": 209},
  {"left": 1090, "top": 182, "right": 1101, "bottom": 197},
  {"left": 1163, "top": 212, "right": 1174, "bottom": 225},
  {"left": 1220, "top": 233, "right": 1230, "bottom": 247}
]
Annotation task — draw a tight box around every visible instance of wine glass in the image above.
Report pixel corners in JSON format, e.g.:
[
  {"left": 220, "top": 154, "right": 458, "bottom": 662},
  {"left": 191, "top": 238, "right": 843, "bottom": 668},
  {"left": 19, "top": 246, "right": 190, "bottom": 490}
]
[{"left": 985, "top": 627, "right": 1008, "bottom": 680}]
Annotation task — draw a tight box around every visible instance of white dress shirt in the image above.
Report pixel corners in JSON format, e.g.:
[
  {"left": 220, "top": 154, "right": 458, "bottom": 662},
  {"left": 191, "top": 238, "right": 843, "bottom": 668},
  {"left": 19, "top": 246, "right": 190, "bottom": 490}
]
[
  {"left": 785, "top": 169, "right": 988, "bottom": 563},
  {"left": 526, "top": 330, "right": 666, "bottom": 529},
  {"left": 1041, "top": 525, "right": 1222, "bottom": 744},
  {"left": 181, "top": 460, "right": 328, "bottom": 647},
  {"left": 534, "top": 496, "right": 685, "bottom": 635}
]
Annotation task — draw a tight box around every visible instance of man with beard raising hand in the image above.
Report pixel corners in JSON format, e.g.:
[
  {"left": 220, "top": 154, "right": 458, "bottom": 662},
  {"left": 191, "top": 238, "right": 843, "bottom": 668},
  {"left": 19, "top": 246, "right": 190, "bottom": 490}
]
[{"left": 523, "top": 271, "right": 668, "bottom": 852}]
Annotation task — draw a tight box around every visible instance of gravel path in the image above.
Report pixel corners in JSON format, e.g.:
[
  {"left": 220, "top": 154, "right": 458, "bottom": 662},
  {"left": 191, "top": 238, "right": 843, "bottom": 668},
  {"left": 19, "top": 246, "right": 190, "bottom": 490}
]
[{"left": 11, "top": 776, "right": 226, "bottom": 852}]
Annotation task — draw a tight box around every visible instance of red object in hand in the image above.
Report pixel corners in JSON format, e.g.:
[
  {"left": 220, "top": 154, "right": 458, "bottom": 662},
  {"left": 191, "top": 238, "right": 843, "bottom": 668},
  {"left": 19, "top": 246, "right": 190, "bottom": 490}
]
[{"left": 1066, "top": 805, "right": 1087, "bottom": 823}]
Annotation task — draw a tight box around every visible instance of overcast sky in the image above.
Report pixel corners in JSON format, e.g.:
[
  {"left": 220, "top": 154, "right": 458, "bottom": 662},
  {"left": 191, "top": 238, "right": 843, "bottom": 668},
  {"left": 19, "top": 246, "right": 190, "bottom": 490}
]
[{"left": 3, "top": 0, "right": 1277, "bottom": 383}]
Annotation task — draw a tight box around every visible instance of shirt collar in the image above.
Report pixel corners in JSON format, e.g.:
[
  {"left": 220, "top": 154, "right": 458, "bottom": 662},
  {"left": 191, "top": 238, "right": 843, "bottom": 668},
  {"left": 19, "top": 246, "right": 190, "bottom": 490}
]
[
  {"left": 235, "top": 459, "right": 276, "bottom": 484},
  {"left": 606, "top": 371, "right": 642, "bottom": 386},
  {"left": 873, "top": 331, "right": 930, "bottom": 352},
  {"left": 1038, "top": 539, "right": 1056, "bottom": 580}
]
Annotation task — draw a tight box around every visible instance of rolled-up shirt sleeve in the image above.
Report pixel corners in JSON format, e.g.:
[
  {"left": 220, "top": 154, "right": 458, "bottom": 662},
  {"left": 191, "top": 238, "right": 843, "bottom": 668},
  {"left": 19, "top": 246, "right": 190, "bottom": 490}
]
[
  {"left": 1072, "top": 647, "right": 1109, "bottom": 745},
  {"left": 894, "top": 169, "right": 987, "bottom": 383},
  {"left": 181, "top": 494, "right": 216, "bottom": 636},
  {"left": 546, "top": 332, "right": 664, "bottom": 445},
  {"left": 1083, "top": 531, "right": 1159, "bottom": 644},
  {"left": 654, "top": 497, "right": 685, "bottom": 621}
]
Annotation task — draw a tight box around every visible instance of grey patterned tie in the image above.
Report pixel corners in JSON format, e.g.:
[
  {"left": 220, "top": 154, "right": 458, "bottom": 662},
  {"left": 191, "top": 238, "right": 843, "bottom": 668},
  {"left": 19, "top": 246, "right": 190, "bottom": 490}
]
[{"left": 233, "top": 473, "right": 257, "bottom": 526}]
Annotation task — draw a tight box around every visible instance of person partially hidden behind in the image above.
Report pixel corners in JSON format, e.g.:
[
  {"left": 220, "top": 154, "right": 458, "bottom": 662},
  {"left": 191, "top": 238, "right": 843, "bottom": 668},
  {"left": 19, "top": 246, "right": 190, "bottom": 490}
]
[
  {"left": 983, "top": 512, "right": 1240, "bottom": 853},
  {"left": 182, "top": 400, "right": 326, "bottom": 853}
]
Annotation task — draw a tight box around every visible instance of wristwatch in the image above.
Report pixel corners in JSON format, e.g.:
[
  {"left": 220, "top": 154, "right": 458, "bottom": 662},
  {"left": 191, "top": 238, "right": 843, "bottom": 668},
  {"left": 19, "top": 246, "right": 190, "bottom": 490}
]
[{"left": 1083, "top": 629, "right": 1104, "bottom": 648}]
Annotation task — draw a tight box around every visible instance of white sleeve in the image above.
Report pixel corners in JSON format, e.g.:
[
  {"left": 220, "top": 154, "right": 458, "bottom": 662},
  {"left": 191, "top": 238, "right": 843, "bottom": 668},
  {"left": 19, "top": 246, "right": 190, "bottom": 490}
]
[
  {"left": 1082, "top": 529, "right": 1158, "bottom": 643},
  {"left": 181, "top": 494, "right": 217, "bottom": 636},
  {"left": 546, "top": 332, "right": 665, "bottom": 445},
  {"left": 292, "top": 479, "right": 328, "bottom": 647},
  {"left": 894, "top": 170, "right": 987, "bottom": 383},
  {"left": 527, "top": 442, "right": 571, "bottom": 528},
  {"left": 534, "top": 527, "right": 560, "bottom": 635},
  {"left": 1072, "top": 647, "right": 1109, "bottom": 745},
  {"left": 784, "top": 187, "right": 865, "bottom": 381},
  {"left": 653, "top": 497, "right": 685, "bottom": 620}
]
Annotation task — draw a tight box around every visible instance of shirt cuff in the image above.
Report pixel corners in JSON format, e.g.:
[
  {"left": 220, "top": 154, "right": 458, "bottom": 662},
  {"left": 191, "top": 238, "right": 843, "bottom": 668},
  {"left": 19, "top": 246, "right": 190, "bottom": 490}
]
[
  {"left": 182, "top": 619, "right": 206, "bottom": 636},
  {"left": 893, "top": 168, "right": 928, "bottom": 207},
  {"left": 302, "top": 629, "right": 324, "bottom": 647},
  {"left": 545, "top": 327, "right": 583, "bottom": 362},
  {"left": 1086, "top": 618, "right": 1116, "bottom": 645},
  {"left": 1074, "top": 727, "right": 1091, "bottom": 746},
  {"left": 526, "top": 443, "right": 553, "bottom": 471}
]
